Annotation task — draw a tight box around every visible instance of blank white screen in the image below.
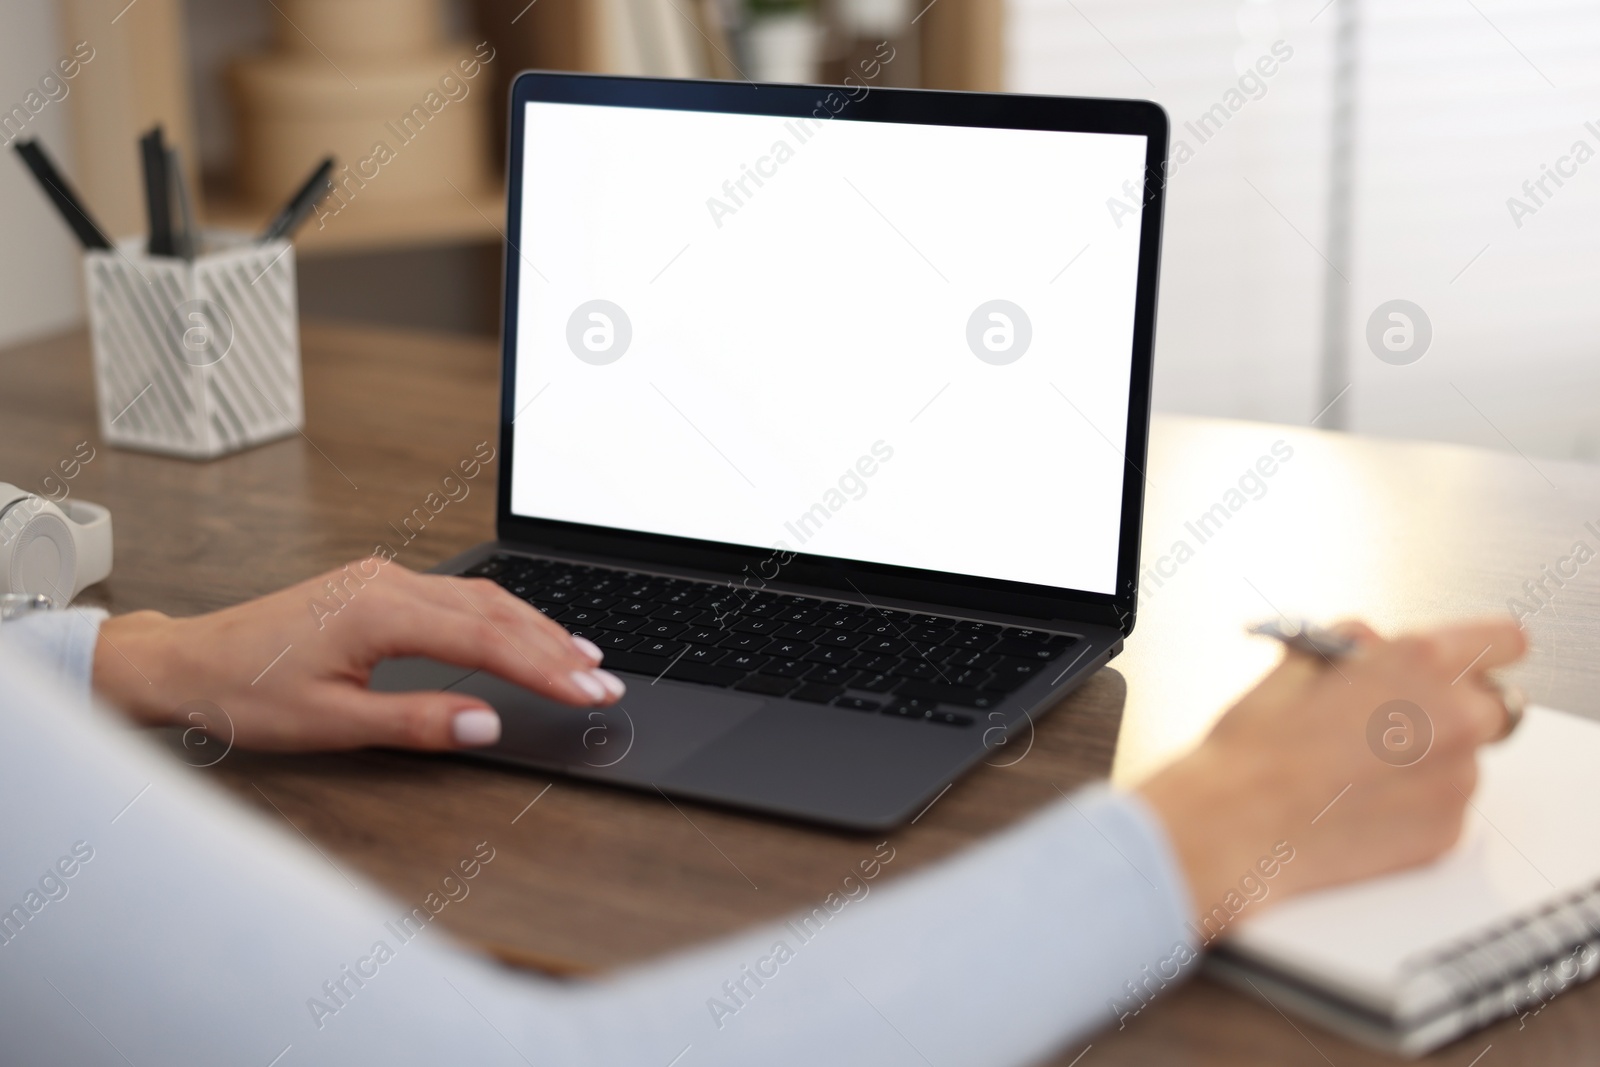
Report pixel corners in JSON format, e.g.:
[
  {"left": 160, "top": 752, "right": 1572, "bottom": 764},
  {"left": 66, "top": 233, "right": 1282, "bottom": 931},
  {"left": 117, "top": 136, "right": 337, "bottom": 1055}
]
[{"left": 511, "top": 100, "right": 1147, "bottom": 594}]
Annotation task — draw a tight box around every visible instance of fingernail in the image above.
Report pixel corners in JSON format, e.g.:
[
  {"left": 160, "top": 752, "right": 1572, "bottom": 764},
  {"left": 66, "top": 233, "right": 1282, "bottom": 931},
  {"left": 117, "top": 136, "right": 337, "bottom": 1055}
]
[
  {"left": 571, "top": 670, "right": 607, "bottom": 702},
  {"left": 594, "top": 669, "right": 626, "bottom": 699},
  {"left": 572, "top": 635, "right": 604, "bottom": 665},
  {"left": 452, "top": 708, "right": 501, "bottom": 747}
]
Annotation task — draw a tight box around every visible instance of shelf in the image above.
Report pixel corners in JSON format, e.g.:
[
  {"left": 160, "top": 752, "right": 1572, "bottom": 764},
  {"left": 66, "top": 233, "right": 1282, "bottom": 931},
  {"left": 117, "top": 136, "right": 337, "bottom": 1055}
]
[{"left": 203, "top": 184, "right": 507, "bottom": 256}]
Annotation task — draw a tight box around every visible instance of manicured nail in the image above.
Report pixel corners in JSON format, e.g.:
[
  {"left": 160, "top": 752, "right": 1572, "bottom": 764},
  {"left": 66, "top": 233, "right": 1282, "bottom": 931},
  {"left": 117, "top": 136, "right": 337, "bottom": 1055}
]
[
  {"left": 452, "top": 708, "right": 501, "bottom": 747},
  {"left": 572, "top": 635, "right": 604, "bottom": 665},
  {"left": 571, "top": 670, "right": 607, "bottom": 702},
  {"left": 594, "top": 669, "right": 626, "bottom": 699}
]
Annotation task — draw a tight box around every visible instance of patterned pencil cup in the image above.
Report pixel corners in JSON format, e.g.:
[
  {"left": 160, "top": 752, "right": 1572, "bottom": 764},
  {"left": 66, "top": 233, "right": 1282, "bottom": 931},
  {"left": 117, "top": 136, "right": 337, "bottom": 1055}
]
[{"left": 83, "top": 232, "right": 304, "bottom": 459}]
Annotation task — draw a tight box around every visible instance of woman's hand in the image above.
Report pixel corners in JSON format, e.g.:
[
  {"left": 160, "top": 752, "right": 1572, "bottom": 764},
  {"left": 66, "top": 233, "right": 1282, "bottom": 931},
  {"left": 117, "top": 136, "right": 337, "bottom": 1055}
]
[
  {"left": 91, "top": 558, "right": 624, "bottom": 751},
  {"left": 1138, "top": 618, "right": 1527, "bottom": 926}
]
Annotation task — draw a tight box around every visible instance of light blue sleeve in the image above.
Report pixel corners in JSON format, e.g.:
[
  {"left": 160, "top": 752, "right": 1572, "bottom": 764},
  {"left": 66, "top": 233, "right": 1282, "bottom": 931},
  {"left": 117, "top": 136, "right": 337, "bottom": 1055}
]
[
  {"left": 0, "top": 641, "right": 1198, "bottom": 1067},
  {"left": 0, "top": 608, "right": 106, "bottom": 697}
]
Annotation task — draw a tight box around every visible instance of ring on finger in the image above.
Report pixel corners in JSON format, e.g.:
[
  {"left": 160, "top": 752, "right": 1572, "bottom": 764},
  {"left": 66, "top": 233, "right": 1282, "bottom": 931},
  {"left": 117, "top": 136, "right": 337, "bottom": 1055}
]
[{"left": 1488, "top": 678, "right": 1525, "bottom": 742}]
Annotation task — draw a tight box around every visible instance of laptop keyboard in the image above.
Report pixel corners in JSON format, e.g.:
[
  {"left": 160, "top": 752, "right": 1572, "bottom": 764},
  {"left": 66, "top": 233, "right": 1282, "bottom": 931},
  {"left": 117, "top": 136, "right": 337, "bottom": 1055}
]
[{"left": 460, "top": 554, "right": 1080, "bottom": 728}]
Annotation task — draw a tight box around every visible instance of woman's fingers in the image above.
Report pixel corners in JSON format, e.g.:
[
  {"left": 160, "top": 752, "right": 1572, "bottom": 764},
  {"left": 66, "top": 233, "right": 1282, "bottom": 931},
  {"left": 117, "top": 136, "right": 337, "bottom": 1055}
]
[
  {"left": 1409, "top": 618, "right": 1528, "bottom": 680},
  {"left": 388, "top": 567, "right": 597, "bottom": 666},
  {"left": 327, "top": 686, "right": 505, "bottom": 751},
  {"left": 351, "top": 573, "right": 624, "bottom": 707}
]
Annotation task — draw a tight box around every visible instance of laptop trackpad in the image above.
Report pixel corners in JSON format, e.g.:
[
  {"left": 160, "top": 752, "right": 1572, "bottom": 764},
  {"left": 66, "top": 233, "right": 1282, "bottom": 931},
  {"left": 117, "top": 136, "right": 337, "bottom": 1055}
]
[{"left": 445, "top": 670, "right": 763, "bottom": 780}]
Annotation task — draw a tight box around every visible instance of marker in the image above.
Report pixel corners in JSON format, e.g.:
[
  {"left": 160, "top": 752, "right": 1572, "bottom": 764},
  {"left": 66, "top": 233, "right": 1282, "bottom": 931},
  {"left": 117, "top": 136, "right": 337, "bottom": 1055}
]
[
  {"left": 139, "top": 125, "right": 176, "bottom": 257},
  {"left": 259, "top": 156, "right": 335, "bottom": 242},
  {"left": 11, "top": 139, "right": 112, "bottom": 250},
  {"left": 166, "top": 145, "right": 198, "bottom": 260}
]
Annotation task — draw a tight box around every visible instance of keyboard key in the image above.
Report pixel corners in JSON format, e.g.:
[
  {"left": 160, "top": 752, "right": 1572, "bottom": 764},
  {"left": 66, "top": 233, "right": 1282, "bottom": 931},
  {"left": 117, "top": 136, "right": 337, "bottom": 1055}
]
[
  {"left": 791, "top": 684, "right": 845, "bottom": 704},
  {"left": 928, "top": 710, "right": 974, "bottom": 727},
  {"left": 682, "top": 627, "right": 725, "bottom": 645},
  {"left": 681, "top": 646, "right": 727, "bottom": 665},
  {"left": 802, "top": 646, "right": 859, "bottom": 666},
  {"left": 758, "top": 659, "right": 812, "bottom": 678},
  {"left": 944, "top": 630, "right": 1000, "bottom": 651},
  {"left": 774, "top": 606, "right": 825, "bottom": 625},
  {"left": 950, "top": 668, "right": 992, "bottom": 688},
  {"left": 1008, "top": 628, "right": 1068, "bottom": 644},
  {"left": 895, "top": 680, "right": 1005, "bottom": 709},
  {"left": 953, "top": 620, "right": 1002, "bottom": 634},
  {"left": 576, "top": 594, "right": 620, "bottom": 611},
  {"left": 882, "top": 700, "right": 935, "bottom": 720},
  {"left": 663, "top": 661, "right": 745, "bottom": 687},
  {"left": 556, "top": 606, "right": 607, "bottom": 626},
  {"left": 894, "top": 661, "right": 943, "bottom": 681},
  {"left": 638, "top": 620, "right": 688, "bottom": 639},
  {"left": 855, "top": 618, "right": 899, "bottom": 637},
  {"left": 834, "top": 696, "right": 882, "bottom": 712},
  {"left": 990, "top": 657, "right": 1049, "bottom": 685},
  {"left": 593, "top": 632, "right": 642, "bottom": 651},
  {"left": 462, "top": 556, "right": 513, "bottom": 578},
  {"left": 731, "top": 617, "right": 782, "bottom": 635},
  {"left": 723, "top": 652, "right": 772, "bottom": 672},
  {"left": 946, "top": 650, "right": 1000, "bottom": 671},
  {"left": 718, "top": 632, "right": 772, "bottom": 652},
  {"left": 994, "top": 634, "right": 1075, "bottom": 659},
  {"left": 735, "top": 674, "right": 798, "bottom": 696},
  {"left": 540, "top": 588, "right": 577, "bottom": 604},
  {"left": 649, "top": 606, "right": 697, "bottom": 622},
  {"left": 765, "top": 639, "right": 813, "bottom": 658},
  {"left": 614, "top": 599, "right": 654, "bottom": 616},
  {"left": 817, "top": 613, "right": 860, "bottom": 630},
  {"left": 774, "top": 623, "right": 825, "bottom": 642},
  {"left": 912, "top": 643, "right": 962, "bottom": 665},
  {"left": 635, "top": 639, "right": 688, "bottom": 658},
  {"left": 857, "top": 636, "right": 909, "bottom": 655},
  {"left": 806, "top": 665, "right": 858, "bottom": 687},
  {"left": 853, "top": 672, "right": 899, "bottom": 693},
  {"left": 598, "top": 614, "right": 646, "bottom": 633},
  {"left": 817, "top": 630, "right": 867, "bottom": 649},
  {"left": 851, "top": 653, "right": 900, "bottom": 674},
  {"left": 905, "top": 625, "right": 950, "bottom": 643},
  {"left": 911, "top": 616, "right": 956, "bottom": 630}
]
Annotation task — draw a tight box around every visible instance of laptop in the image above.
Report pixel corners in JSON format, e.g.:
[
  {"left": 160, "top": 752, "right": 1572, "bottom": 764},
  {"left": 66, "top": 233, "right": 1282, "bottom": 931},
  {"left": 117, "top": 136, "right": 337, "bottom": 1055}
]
[{"left": 371, "top": 71, "right": 1168, "bottom": 830}]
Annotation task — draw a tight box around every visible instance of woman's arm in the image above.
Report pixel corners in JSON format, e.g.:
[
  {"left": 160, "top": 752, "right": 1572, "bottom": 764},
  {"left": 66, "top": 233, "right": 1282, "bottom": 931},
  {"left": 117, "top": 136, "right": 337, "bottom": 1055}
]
[
  {"left": 0, "top": 561, "right": 1525, "bottom": 1065},
  {"left": 1, "top": 637, "right": 1186, "bottom": 1067}
]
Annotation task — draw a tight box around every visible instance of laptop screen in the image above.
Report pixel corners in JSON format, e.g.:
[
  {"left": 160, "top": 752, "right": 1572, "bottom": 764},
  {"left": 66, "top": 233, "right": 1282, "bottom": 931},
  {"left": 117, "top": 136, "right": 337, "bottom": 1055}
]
[{"left": 508, "top": 98, "right": 1149, "bottom": 597}]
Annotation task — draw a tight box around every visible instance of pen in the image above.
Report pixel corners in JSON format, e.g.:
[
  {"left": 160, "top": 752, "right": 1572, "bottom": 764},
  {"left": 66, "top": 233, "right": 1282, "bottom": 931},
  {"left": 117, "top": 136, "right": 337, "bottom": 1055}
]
[
  {"left": 1249, "top": 618, "right": 1358, "bottom": 660},
  {"left": 167, "top": 145, "right": 198, "bottom": 260},
  {"left": 11, "top": 139, "right": 112, "bottom": 250},
  {"left": 259, "top": 156, "right": 335, "bottom": 243},
  {"left": 139, "top": 125, "right": 176, "bottom": 257}
]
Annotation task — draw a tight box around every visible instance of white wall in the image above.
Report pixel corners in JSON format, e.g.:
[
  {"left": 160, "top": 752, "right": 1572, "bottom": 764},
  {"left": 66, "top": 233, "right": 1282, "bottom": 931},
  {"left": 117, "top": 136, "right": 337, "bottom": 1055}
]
[
  {"left": 1008, "top": 0, "right": 1600, "bottom": 464},
  {"left": 0, "top": 0, "right": 84, "bottom": 348},
  {"left": 1008, "top": 0, "right": 1335, "bottom": 428}
]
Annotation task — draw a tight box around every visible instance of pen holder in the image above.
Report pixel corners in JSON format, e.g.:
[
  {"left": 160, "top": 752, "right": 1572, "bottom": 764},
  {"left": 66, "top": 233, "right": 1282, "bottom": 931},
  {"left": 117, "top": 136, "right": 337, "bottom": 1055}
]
[{"left": 82, "top": 232, "right": 305, "bottom": 460}]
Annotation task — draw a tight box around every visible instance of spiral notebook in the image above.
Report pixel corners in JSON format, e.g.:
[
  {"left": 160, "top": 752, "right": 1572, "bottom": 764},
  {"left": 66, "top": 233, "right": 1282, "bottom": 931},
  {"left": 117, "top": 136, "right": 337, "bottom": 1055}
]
[{"left": 1208, "top": 705, "right": 1600, "bottom": 1057}]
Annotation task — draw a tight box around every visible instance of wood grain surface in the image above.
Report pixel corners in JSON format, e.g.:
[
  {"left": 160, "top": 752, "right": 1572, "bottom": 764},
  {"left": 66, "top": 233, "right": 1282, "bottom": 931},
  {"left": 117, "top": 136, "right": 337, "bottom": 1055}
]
[{"left": 5, "top": 322, "right": 1598, "bottom": 1066}]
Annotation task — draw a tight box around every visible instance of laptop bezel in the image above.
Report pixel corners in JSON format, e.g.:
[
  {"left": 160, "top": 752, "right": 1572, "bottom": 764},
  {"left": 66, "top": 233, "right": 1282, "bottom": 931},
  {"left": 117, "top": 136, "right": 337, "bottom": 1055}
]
[{"left": 496, "top": 71, "right": 1167, "bottom": 634}]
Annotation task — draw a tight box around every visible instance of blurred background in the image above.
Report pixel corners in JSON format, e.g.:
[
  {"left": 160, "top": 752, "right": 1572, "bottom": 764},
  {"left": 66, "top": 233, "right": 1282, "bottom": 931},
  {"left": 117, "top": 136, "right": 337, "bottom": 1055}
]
[{"left": 3, "top": 0, "right": 1598, "bottom": 461}]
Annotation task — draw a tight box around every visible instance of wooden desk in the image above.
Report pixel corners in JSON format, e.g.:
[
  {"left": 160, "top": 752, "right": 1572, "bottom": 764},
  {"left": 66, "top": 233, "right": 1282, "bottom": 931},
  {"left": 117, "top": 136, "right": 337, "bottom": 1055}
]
[{"left": 5, "top": 324, "right": 1599, "bottom": 1065}]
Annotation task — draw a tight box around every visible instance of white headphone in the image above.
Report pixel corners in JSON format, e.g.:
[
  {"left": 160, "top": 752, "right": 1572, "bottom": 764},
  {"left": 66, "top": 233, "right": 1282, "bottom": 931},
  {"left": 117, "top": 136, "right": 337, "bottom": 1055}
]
[{"left": 0, "top": 484, "right": 113, "bottom": 603}]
